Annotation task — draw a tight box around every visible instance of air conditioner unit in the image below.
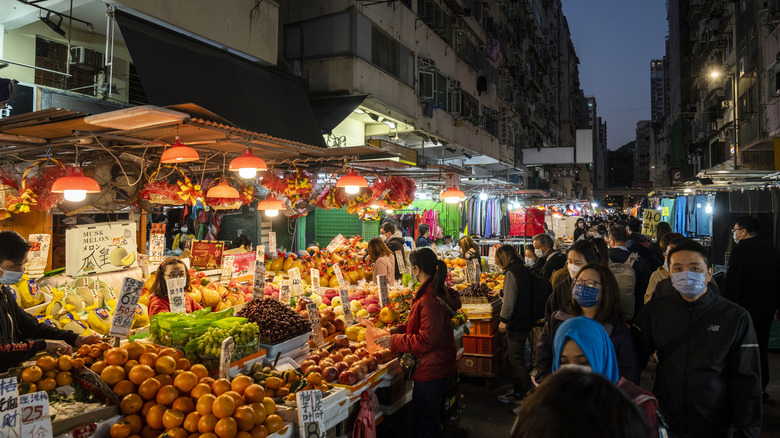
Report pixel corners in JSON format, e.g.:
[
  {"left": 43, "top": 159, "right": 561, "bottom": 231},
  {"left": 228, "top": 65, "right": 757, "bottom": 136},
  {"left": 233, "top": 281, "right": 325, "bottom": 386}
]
[{"left": 69, "top": 46, "right": 104, "bottom": 71}]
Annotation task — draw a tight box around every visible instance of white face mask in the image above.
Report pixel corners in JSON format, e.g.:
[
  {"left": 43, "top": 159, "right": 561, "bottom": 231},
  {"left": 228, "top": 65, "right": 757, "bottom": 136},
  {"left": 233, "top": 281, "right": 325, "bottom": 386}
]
[
  {"left": 534, "top": 248, "right": 545, "bottom": 258},
  {"left": 181, "top": 227, "right": 189, "bottom": 234},
  {"left": 525, "top": 257, "right": 535, "bottom": 266},
  {"left": 733, "top": 232, "right": 739, "bottom": 243},
  {"left": 567, "top": 263, "right": 581, "bottom": 279},
  {"left": 0, "top": 267, "right": 24, "bottom": 285}
]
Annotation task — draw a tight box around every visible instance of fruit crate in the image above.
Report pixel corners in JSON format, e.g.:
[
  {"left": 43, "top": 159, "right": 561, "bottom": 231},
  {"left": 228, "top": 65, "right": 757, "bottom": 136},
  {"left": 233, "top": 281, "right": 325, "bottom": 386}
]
[
  {"left": 461, "top": 298, "right": 502, "bottom": 319},
  {"left": 458, "top": 352, "right": 502, "bottom": 378},
  {"left": 462, "top": 333, "right": 504, "bottom": 355},
  {"left": 470, "top": 318, "right": 500, "bottom": 337}
]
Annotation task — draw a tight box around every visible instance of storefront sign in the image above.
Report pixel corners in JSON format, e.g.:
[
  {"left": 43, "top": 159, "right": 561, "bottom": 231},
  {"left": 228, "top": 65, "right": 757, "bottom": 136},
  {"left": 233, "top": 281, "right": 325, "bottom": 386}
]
[
  {"left": 0, "top": 377, "right": 20, "bottom": 438},
  {"left": 65, "top": 221, "right": 138, "bottom": 277},
  {"left": 109, "top": 278, "right": 143, "bottom": 339},
  {"left": 221, "top": 255, "right": 235, "bottom": 283},
  {"left": 306, "top": 302, "right": 324, "bottom": 347},
  {"left": 19, "top": 391, "right": 51, "bottom": 438},
  {"left": 189, "top": 241, "right": 225, "bottom": 270},
  {"left": 254, "top": 246, "right": 266, "bottom": 300},
  {"left": 268, "top": 232, "right": 276, "bottom": 255},
  {"left": 377, "top": 275, "right": 389, "bottom": 308},
  {"left": 552, "top": 167, "right": 577, "bottom": 178},
  {"left": 338, "top": 289, "right": 353, "bottom": 326},
  {"left": 166, "top": 277, "right": 187, "bottom": 314},
  {"left": 641, "top": 209, "right": 663, "bottom": 236},
  {"left": 394, "top": 250, "right": 408, "bottom": 274},
  {"left": 671, "top": 169, "right": 684, "bottom": 186},
  {"left": 148, "top": 223, "right": 166, "bottom": 264},
  {"left": 310, "top": 269, "right": 320, "bottom": 293},
  {"left": 332, "top": 264, "right": 345, "bottom": 288},
  {"left": 25, "top": 234, "right": 51, "bottom": 277},
  {"left": 219, "top": 336, "right": 234, "bottom": 380},
  {"left": 279, "top": 281, "right": 291, "bottom": 305},
  {"left": 326, "top": 234, "right": 345, "bottom": 253},
  {"left": 296, "top": 389, "right": 326, "bottom": 438}
]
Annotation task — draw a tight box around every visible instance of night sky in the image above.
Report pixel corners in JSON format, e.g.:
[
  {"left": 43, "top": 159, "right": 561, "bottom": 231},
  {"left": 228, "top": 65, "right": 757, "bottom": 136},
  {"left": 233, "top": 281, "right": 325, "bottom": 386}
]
[{"left": 562, "top": 1, "right": 668, "bottom": 150}]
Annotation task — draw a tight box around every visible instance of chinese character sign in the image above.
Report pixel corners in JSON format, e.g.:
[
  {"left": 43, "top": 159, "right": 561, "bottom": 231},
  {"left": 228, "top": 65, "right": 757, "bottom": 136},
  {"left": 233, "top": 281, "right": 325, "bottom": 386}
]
[
  {"left": 268, "top": 232, "right": 276, "bottom": 255},
  {"left": 339, "top": 289, "right": 353, "bottom": 326},
  {"left": 395, "top": 250, "right": 408, "bottom": 274},
  {"left": 642, "top": 209, "right": 662, "bottom": 236},
  {"left": 166, "top": 277, "right": 187, "bottom": 314},
  {"left": 65, "top": 221, "right": 138, "bottom": 277},
  {"left": 219, "top": 336, "right": 234, "bottom": 380},
  {"left": 109, "top": 278, "right": 144, "bottom": 338},
  {"left": 306, "top": 302, "right": 324, "bottom": 347},
  {"left": 25, "top": 234, "right": 51, "bottom": 277},
  {"left": 326, "top": 234, "right": 345, "bottom": 253},
  {"left": 296, "top": 390, "right": 326, "bottom": 438},
  {"left": 189, "top": 241, "right": 225, "bottom": 270},
  {"left": 149, "top": 223, "right": 166, "bottom": 264},
  {"left": 221, "top": 255, "right": 235, "bottom": 283},
  {"left": 0, "top": 377, "right": 21, "bottom": 438},
  {"left": 19, "top": 391, "right": 51, "bottom": 438},
  {"left": 377, "top": 275, "right": 389, "bottom": 308}
]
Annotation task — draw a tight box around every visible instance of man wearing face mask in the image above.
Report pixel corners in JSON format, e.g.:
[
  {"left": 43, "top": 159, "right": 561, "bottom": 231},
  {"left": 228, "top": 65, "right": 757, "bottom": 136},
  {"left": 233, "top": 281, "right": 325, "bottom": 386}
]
[
  {"left": 633, "top": 240, "right": 762, "bottom": 438},
  {"left": 530, "top": 233, "right": 566, "bottom": 322},
  {"left": 0, "top": 231, "right": 102, "bottom": 372},
  {"left": 725, "top": 216, "right": 780, "bottom": 401}
]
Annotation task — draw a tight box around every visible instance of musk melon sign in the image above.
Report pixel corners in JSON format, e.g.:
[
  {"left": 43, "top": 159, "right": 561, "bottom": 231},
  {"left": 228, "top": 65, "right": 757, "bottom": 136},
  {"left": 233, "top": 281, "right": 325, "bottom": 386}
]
[
  {"left": 642, "top": 209, "right": 662, "bottom": 236},
  {"left": 65, "top": 221, "right": 138, "bottom": 277}
]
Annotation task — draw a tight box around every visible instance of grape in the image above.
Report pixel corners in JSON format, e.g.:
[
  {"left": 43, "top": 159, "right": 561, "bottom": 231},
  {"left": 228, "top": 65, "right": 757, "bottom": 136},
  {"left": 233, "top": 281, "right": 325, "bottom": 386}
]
[{"left": 236, "top": 297, "right": 312, "bottom": 344}]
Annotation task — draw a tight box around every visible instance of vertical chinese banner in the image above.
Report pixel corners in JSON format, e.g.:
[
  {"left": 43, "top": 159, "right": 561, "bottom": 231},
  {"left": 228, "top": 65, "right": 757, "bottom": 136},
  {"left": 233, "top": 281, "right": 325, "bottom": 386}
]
[
  {"left": 149, "top": 223, "right": 166, "bottom": 264},
  {"left": 25, "top": 234, "right": 51, "bottom": 277}
]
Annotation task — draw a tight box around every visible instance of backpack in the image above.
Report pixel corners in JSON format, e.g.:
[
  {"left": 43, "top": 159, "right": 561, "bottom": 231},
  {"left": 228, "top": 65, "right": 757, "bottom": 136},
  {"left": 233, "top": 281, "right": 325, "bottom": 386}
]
[{"left": 609, "top": 252, "right": 638, "bottom": 319}]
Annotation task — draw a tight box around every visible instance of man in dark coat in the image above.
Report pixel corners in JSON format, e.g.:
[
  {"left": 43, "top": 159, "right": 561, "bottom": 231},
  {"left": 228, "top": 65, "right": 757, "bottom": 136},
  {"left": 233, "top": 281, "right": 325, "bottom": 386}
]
[{"left": 608, "top": 225, "right": 652, "bottom": 320}]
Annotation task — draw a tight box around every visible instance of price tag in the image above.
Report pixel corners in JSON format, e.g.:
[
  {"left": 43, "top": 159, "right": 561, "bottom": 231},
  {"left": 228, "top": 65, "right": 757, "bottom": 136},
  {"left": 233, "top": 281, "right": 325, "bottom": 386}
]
[
  {"left": 19, "top": 391, "right": 51, "bottom": 438},
  {"left": 0, "top": 377, "right": 20, "bottom": 438},
  {"left": 219, "top": 336, "right": 234, "bottom": 380},
  {"left": 395, "top": 250, "right": 408, "bottom": 274},
  {"left": 268, "top": 232, "right": 276, "bottom": 255},
  {"left": 291, "top": 278, "right": 303, "bottom": 297},
  {"left": 149, "top": 223, "right": 166, "bottom": 264},
  {"left": 109, "top": 278, "right": 143, "bottom": 338},
  {"left": 339, "top": 289, "right": 354, "bottom": 326},
  {"left": 411, "top": 239, "right": 417, "bottom": 250},
  {"left": 279, "top": 281, "right": 291, "bottom": 305},
  {"left": 332, "top": 264, "right": 346, "bottom": 287},
  {"left": 253, "top": 246, "right": 266, "bottom": 300},
  {"left": 296, "top": 389, "right": 326, "bottom": 438},
  {"left": 377, "top": 275, "right": 389, "bottom": 308},
  {"left": 166, "top": 277, "right": 187, "bottom": 313},
  {"left": 326, "top": 234, "right": 345, "bottom": 253},
  {"left": 306, "top": 302, "right": 324, "bottom": 346},
  {"left": 310, "top": 268, "right": 321, "bottom": 294},
  {"left": 662, "top": 207, "right": 670, "bottom": 217},
  {"left": 25, "top": 234, "right": 51, "bottom": 277},
  {"left": 466, "top": 259, "right": 481, "bottom": 284},
  {"left": 488, "top": 246, "right": 497, "bottom": 267},
  {"left": 221, "top": 255, "right": 235, "bottom": 283}
]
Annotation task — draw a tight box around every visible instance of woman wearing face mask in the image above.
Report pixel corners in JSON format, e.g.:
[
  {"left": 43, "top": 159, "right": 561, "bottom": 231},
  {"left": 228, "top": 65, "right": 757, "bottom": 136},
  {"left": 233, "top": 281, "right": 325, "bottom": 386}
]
[
  {"left": 545, "top": 240, "right": 602, "bottom": 319},
  {"left": 535, "top": 264, "right": 640, "bottom": 384},
  {"left": 573, "top": 218, "right": 587, "bottom": 242},
  {"left": 375, "top": 248, "right": 462, "bottom": 437},
  {"left": 643, "top": 233, "right": 684, "bottom": 304},
  {"left": 524, "top": 248, "right": 538, "bottom": 267},
  {"left": 172, "top": 222, "right": 196, "bottom": 252},
  {"left": 0, "top": 231, "right": 102, "bottom": 373},
  {"left": 148, "top": 258, "right": 202, "bottom": 317}
]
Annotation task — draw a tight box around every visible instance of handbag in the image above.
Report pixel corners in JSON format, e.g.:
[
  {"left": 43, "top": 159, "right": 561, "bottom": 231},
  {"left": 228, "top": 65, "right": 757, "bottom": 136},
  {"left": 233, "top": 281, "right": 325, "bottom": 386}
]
[{"left": 398, "top": 295, "right": 458, "bottom": 379}]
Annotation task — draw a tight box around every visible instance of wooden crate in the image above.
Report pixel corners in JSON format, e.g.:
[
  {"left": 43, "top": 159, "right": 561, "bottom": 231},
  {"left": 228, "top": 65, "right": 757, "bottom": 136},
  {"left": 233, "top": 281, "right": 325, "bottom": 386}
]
[{"left": 462, "top": 333, "right": 504, "bottom": 355}]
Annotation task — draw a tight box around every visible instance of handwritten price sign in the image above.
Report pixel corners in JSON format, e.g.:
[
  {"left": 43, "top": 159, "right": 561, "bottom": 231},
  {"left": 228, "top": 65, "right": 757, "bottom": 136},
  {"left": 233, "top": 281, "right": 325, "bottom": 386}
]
[
  {"left": 332, "top": 264, "right": 346, "bottom": 288},
  {"left": 166, "top": 277, "right": 187, "bottom": 314},
  {"left": 296, "top": 389, "right": 326, "bottom": 438},
  {"left": 377, "top": 275, "right": 389, "bottom": 308},
  {"left": 19, "top": 391, "right": 51, "bottom": 438},
  {"left": 339, "top": 289, "right": 354, "bottom": 326},
  {"left": 109, "top": 278, "right": 143, "bottom": 338},
  {"left": 219, "top": 337, "right": 234, "bottom": 380},
  {"left": 0, "top": 377, "right": 20, "bottom": 438},
  {"left": 306, "top": 302, "right": 324, "bottom": 347}
]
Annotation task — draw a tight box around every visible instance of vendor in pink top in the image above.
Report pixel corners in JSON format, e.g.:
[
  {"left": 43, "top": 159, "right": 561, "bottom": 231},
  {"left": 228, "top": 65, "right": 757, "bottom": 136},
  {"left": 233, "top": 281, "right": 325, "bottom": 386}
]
[{"left": 366, "top": 237, "right": 396, "bottom": 286}]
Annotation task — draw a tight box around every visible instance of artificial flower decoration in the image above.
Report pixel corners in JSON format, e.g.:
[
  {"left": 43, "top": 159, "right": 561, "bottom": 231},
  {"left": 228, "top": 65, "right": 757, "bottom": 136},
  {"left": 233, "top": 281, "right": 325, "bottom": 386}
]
[{"left": 176, "top": 175, "right": 203, "bottom": 206}]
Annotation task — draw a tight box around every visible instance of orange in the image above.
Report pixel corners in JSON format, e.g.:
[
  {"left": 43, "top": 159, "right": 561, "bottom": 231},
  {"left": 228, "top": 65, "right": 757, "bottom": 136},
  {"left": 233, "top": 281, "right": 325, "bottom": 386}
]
[
  {"left": 263, "top": 414, "right": 283, "bottom": 434},
  {"left": 155, "top": 355, "right": 177, "bottom": 375},
  {"left": 243, "top": 384, "right": 265, "bottom": 404},
  {"left": 236, "top": 432, "right": 252, "bottom": 438},
  {"left": 37, "top": 377, "right": 56, "bottom": 391},
  {"left": 158, "top": 347, "right": 181, "bottom": 359},
  {"left": 89, "top": 347, "right": 103, "bottom": 358},
  {"left": 106, "top": 347, "right": 129, "bottom": 366},
  {"left": 306, "top": 372, "right": 322, "bottom": 385},
  {"left": 156, "top": 385, "right": 179, "bottom": 406},
  {"left": 154, "top": 373, "right": 174, "bottom": 387},
  {"left": 109, "top": 421, "right": 132, "bottom": 438},
  {"left": 171, "top": 369, "right": 184, "bottom": 381},
  {"left": 138, "top": 352, "right": 158, "bottom": 368},
  {"left": 140, "top": 424, "right": 162, "bottom": 438},
  {"left": 138, "top": 377, "right": 162, "bottom": 400},
  {"left": 263, "top": 377, "right": 282, "bottom": 390},
  {"left": 261, "top": 397, "right": 275, "bottom": 416},
  {"left": 201, "top": 433, "right": 219, "bottom": 438},
  {"left": 112, "top": 379, "right": 136, "bottom": 397},
  {"left": 249, "top": 424, "right": 268, "bottom": 438},
  {"left": 71, "top": 357, "right": 85, "bottom": 369},
  {"left": 124, "top": 342, "right": 145, "bottom": 361},
  {"left": 145, "top": 404, "right": 166, "bottom": 429},
  {"left": 214, "top": 417, "right": 237, "bottom": 438},
  {"left": 200, "top": 377, "right": 216, "bottom": 386},
  {"left": 44, "top": 369, "right": 57, "bottom": 379},
  {"left": 120, "top": 393, "right": 143, "bottom": 414},
  {"left": 212, "top": 379, "right": 231, "bottom": 396},
  {"left": 123, "top": 359, "right": 139, "bottom": 375},
  {"left": 141, "top": 400, "right": 156, "bottom": 416},
  {"left": 18, "top": 382, "right": 36, "bottom": 394},
  {"left": 223, "top": 391, "right": 245, "bottom": 407},
  {"left": 172, "top": 396, "right": 195, "bottom": 413},
  {"left": 190, "top": 364, "right": 209, "bottom": 380},
  {"left": 196, "top": 393, "right": 216, "bottom": 415},
  {"left": 162, "top": 408, "right": 186, "bottom": 429},
  {"left": 249, "top": 402, "right": 267, "bottom": 426},
  {"left": 164, "top": 427, "right": 187, "bottom": 438},
  {"left": 99, "top": 342, "right": 111, "bottom": 351},
  {"left": 57, "top": 355, "right": 73, "bottom": 371},
  {"left": 77, "top": 345, "right": 90, "bottom": 356},
  {"left": 128, "top": 364, "right": 155, "bottom": 384},
  {"left": 124, "top": 414, "right": 143, "bottom": 434},
  {"left": 233, "top": 405, "right": 256, "bottom": 431},
  {"left": 82, "top": 356, "right": 94, "bottom": 366},
  {"left": 183, "top": 411, "right": 202, "bottom": 433},
  {"left": 176, "top": 357, "right": 191, "bottom": 371},
  {"left": 143, "top": 343, "right": 158, "bottom": 353},
  {"left": 21, "top": 366, "right": 43, "bottom": 383},
  {"left": 191, "top": 383, "right": 212, "bottom": 399},
  {"left": 211, "top": 394, "right": 235, "bottom": 419},
  {"left": 90, "top": 360, "right": 108, "bottom": 374},
  {"left": 198, "top": 413, "right": 219, "bottom": 433},
  {"left": 101, "top": 365, "right": 127, "bottom": 386},
  {"left": 230, "top": 375, "right": 253, "bottom": 395}
]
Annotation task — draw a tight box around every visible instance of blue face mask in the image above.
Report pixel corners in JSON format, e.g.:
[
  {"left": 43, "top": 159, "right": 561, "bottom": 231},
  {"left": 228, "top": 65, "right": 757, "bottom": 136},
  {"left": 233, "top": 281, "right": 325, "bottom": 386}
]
[
  {"left": 572, "top": 284, "right": 600, "bottom": 308},
  {"left": 0, "top": 267, "right": 24, "bottom": 285},
  {"left": 671, "top": 271, "right": 707, "bottom": 298}
]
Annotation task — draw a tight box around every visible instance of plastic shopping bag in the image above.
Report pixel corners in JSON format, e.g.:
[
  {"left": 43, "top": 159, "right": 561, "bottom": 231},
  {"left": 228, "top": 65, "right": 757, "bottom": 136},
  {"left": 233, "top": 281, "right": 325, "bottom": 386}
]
[{"left": 359, "top": 317, "right": 390, "bottom": 354}]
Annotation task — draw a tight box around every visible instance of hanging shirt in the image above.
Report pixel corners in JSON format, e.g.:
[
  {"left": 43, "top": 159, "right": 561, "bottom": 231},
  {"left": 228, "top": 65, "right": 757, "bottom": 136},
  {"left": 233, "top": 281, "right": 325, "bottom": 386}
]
[
  {"left": 674, "top": 197, "right": 687, "bottom": 235},
  {"left": 661, "top": 198, "right": 675, "bottom": 227}
]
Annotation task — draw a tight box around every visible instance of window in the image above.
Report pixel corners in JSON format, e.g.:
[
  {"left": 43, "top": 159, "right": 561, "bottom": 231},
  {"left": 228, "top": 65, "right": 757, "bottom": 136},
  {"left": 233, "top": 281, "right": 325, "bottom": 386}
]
[
  {"left": 461, "top": 92, "right": 479, "bottom": 125},
  {"left": 34, "top": 36, "right": 95, "bottom": 96},
  {"left": 372, "top": 27, "right": 400, "bottom": 80},
  {"left": 418, "top": 71, "right": 434, "bottom": 99},
  {"left": 128, "top": 64, "right": 148, "bottom": 106},
  {"left": 433, "top": 71, "right": 447, "bottom": 107}
]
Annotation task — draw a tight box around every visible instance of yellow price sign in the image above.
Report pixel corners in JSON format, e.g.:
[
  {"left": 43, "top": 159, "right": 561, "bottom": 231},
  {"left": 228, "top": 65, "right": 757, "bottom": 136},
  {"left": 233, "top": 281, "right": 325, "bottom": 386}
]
[
  {"left": 662, "top": 207, "right": 670, "bottom": 217},
  {"left": 642, "top": 209, "right": 662, "bottom": 235}
]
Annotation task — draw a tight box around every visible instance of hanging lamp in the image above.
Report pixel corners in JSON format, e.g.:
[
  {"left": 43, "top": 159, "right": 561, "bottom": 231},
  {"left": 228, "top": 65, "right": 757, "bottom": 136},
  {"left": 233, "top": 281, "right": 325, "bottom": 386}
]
[
  {"left": 440, "top": 186, "right": 466, "bottom": 204},
  {"left": 161, "top": 136, "right": 199, "bottom": 164},
  {"left": 52, "top": 163, "right": 101, "bottom": 202},
  {"left": 206, "top": 179, "right": 240, "bottom": 199},
  {"left": 257, "top": 193, "right": 286, "bottom": 217},
  {"left": 336, "top": 169, "right": 368, "bottom": 194},
  {"left": 229, "top": 146, "right": 268, "bottom": 178}
]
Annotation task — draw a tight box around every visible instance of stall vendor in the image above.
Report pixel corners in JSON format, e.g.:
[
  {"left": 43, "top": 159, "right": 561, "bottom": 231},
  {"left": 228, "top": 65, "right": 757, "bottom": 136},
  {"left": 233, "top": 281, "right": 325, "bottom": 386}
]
[
  {"left": 0, "top": 231, "right": 102, "bottom": 373},
  {"left": 172, "top": 222, "right": 196, "bottom": 252},
  {"left": 148, "top": 258, "right": 202, "bottom": 317}
]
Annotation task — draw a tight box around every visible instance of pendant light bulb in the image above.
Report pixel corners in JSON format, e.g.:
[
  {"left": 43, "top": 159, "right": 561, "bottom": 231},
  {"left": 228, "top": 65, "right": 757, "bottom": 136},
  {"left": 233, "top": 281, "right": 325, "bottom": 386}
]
[
  {"left": 64, "top": 190, "right": 87, "bottom": 202},
  {"left": 445, "top": 197, "right": 460, "bottom": 204},
  {"left": 265, "top": 209, "right": 279, "bottom": 217},
  {"left": 345, "top": 185, "right": 360, "bottom": 195},
  {"left": 238, "top": 168, "right": 257, "bottom": 179}
]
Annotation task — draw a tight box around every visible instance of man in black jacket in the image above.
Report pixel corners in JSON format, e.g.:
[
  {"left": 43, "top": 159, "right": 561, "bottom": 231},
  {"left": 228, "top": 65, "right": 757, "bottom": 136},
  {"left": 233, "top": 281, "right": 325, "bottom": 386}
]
[
  {"left": 0, "top": 231, "right": 101, "bottom": 372},
  {"left": 530, "top": 233, "right": 565, "bottom": 321},
  {"left": 608, "top": 225, "right": 651, "bottom": 320},
  {"left": 633, "top": 240, "right": 761, "bottom": 438},
  {"left": 627, "top": 218, "right": 662, "bottom": 270},
  {"left": 725, "top": 216, "right": 780, "bottom": 399}
]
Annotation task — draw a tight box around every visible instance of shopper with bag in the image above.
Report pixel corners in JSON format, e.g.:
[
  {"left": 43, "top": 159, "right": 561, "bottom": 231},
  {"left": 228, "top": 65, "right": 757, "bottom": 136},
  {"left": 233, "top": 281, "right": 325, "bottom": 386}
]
[{"left": 375, "top": 248, "right": 461, "bottom": 438}]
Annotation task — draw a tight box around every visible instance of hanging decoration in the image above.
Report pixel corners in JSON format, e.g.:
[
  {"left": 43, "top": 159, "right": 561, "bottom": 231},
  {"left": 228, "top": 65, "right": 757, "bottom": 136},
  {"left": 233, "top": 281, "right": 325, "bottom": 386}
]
[
  {"left": 137, "top": 166, "right": 188, "bottom": 212},
  {"left": 6, "top": 158, "right": 68, "bottom": 213},
  {"left": 205, "top": 177, "right": 253, "bottom": 211},
  {"left": 176, "top": 175, "right": 203, "bottom": 206}
]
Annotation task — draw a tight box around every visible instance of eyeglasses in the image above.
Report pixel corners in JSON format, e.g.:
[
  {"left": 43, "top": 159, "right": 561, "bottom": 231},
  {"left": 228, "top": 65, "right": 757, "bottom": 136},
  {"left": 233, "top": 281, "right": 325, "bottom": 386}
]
[
  {"left": 163, "top": 272, "right": 186, "bottom": 279},
  {"left": 574, "top": 279, "right": 602, "bottom": 288}
]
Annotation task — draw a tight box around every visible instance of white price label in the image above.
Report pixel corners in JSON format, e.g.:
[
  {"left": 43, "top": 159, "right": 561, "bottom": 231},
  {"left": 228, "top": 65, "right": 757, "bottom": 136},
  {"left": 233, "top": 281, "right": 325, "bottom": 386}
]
[
  {"left": 0, "top": 377, "right": 20, "bottom": 438},
  {"left": 254, "top": 246, "right": 266, "bottom": 300},
  {"left": 488, "top": 246, "right": 497, "bottom": 267},
  {"left": 279, "top": 281, "right": 291, "bottom": 305},
  {"left": 339, "top": 289, "right": 354, "bottom": 326},
  {"left": 19, "top": 391, "right": 51, "bottom": 438},
  {"left": 306, "top": 302, "right": 324, "bottom": 346},
  {"left": 378, "top": 275, "right": 389, "bottom": 308},
  {"left": 395, "top": 250, "right": 408, "bottom": 274},
  {"left": 326, "top": 234, "right": 345, "bottom": 253},
  {"left": 466, "top": 259, "right": 481, "bottom": 284},
  {"left": 148, "top": 223, "right": 166, "bottom": 264},
  {"left": 332, "top": 264, "right": 346, "bottom": 287},
  {"left": 109, "top": 278, "right": 143, "bottom": 338},
  {"left": 268, "top": 232, "right": 276, "bottom": 255},
  {"left": 219, "top": 336, "right": 234, "bottom": 380},
  {"left": 310, "top": 269, "right": 321, "bottom": 293},
  {"left": 291, "top": 278, "right": 303, "bottom": 296},
  {"left": 25, "top": 234, "right": 51, "bottom": 276},
  {"left": 220, "top": 255, "right": 235, "bottom": 283},
  {"left": 296, "top": 390, "right": 326, "bottom": 438},
  {"left": 288, "top": 267, "right": 301, "bottom": 280},
  {"left": 166, "top": 277, "right": 187, "bottom": 313}
]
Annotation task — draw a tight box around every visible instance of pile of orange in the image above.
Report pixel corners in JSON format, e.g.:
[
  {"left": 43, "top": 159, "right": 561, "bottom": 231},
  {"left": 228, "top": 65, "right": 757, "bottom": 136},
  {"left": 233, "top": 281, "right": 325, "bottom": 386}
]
[
  {"left": 105, "top": 342, "right": 284, "bottom": 438},
  {"left": 444, "top": 258, "right": 467, "bottom": 268},
  {"left": 19, "top": 353, "right": 79, "bottom": 393}
]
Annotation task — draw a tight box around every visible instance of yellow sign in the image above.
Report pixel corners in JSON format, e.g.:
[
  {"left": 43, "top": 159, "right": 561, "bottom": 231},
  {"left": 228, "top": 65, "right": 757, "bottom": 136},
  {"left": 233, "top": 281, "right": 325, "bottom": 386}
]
[
  {"left": 662, "top": 207, "right": 670, "bottom": 217},
  {"left": 642, "top": 209, "right": 662, "bottom": 235}
]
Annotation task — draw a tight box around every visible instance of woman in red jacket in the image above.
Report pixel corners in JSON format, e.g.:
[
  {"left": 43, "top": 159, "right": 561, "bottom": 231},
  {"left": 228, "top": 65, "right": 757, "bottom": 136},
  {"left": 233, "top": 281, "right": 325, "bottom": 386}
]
[
  {"left": 376, "top": 248, "right": 461, "bottom": 437},
  {"left": 148, "top": 258, "right": 202, "bottom": 317}
]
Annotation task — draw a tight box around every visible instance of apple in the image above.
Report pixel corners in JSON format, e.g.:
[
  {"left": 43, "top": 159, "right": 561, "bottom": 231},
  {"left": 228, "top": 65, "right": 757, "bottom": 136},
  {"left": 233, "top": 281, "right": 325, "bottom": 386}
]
[
  {"left": 325, "top": 322, "right": 336, "bottom": 335},
  {"left": 322, "top": 366, "right": 339, "bottom": 382},
  {"left": 333, "top": 319, "right": 345, "bottom": 332},
  {"left": 319, "top": 358, "right": 335, "bottom": 368},
  {"left": 300, "top": 360, "right": 316, "bottom": 374},
  {"left": 322, "top": 309, "right": 336, "bottom": 322},
  {"left": 364, "top": 356, "right": 378, "bottom": 372},
  {"left": 334, "top": 361, "right": 350, "bottom": 373},
  {"left": 338, "top": 347, "right": 352, "bottom": 357},
  {"left": 349, "top": 365, "right": 366, "bottom": 382},
  {"left": 343, "top": 354, "right": 360, "bottom": 366},
  {"left": 329, "top": 352, "right": 344, "bottom": 363},
  {"left": 305, "top": 354, "right": 321, "bottom": 364},
  {"left": 333, "top": 335, "right": 349, "bottom": 348},
  {"left": 352, "top": 360, "right": 368, "bottom": 375},
  {"left": 371, "top": 352, "right": 385, "bottom": 364},
  {"left": 306, "top": 365, "right": 323, "bottom": 376},
  {"left": 315, "top": 349, "right": 330, "bottom": 360},
  {"left": 354, "top": 348, "right": 369, "bottom": 359},
  {"left": 338, "top": 370, "right": 358, "bottom": 386}
]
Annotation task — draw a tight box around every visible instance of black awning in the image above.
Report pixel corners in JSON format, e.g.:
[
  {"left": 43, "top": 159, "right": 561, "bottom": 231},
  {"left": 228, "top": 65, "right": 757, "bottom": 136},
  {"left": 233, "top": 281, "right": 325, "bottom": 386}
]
[
  {"left": 115, "top": 10, "right": 326, "bottom": 148},
  {"left": 310, "top": 94, "right": 367, "bottom": 135}
]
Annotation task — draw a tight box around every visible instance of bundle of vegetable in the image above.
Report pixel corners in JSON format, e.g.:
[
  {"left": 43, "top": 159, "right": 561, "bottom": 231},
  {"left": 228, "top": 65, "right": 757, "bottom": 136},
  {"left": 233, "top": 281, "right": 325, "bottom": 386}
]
[{"left": 237, "top": 298, "right": 311, "bottom": 344}]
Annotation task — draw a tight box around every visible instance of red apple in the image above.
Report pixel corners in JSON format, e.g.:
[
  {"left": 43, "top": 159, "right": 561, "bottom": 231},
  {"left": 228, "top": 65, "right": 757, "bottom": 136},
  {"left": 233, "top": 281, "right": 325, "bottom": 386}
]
[
  {"left": 372, "top": 352, "right": 385, "bottom": 364},
  {"left": 338, "top": 370, "right": 358, "bottom": 385},
  {"left": 300, "top": 360, "right": 316, "bottom": 374},
  {"left": 305, "top": 354, "right": 321, "bottom": 364},
  {"left": 325, "top": 323, "right": 336, "bottom": 336},
  {"left": 380, "top": 348, "right": 395, "bottom": 363},
  {"left": 364, "top": 356, "right": 378, "bottom": 372},
  {"left": 329, "top": 352, "right": 344, "bottom": 363},
  {"left": 334, "top": 361, "right": 350, "bottom": 373},
  {"left": 349, "top": 365, "right": 366, "bottom": 382},
  {"left": 319, "top": 358, "right": 335, "bottom": 368},
  {"left": 322, "top": 309, "right": 336, "bottom": 322},
  {"left": 354, "top": 348, "right": 369, "bottom": 359},
  {"left": 322, "top": 366, "right": 339, "bottom": 382},
  {"left": 333, "top": 335, "right": 349, "bottom": 348},
  {"left": 352, "top": 360, "right": 368, "bottom": 375},
  {"left": 343, "top": 354, "right": 360, "bottom": 366},
  {"left": 338, "top": 347, "right": 352, "bottom": 357},
  {"left": 306, "top": 365, "right": 323, "bottom": 376},
  {"left": 315, "top": 349, "right": 330, "bottom": 360},
  {"left": 333, "top": 319, "right": 345, "bottom": 332}
]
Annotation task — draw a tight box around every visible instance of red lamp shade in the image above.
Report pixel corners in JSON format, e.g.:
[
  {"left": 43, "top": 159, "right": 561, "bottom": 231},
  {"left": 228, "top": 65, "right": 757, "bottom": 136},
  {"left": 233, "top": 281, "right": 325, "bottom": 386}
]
[
  {"left": 229, "top": 147, "right": 268, "bottom": 178},
  {"left": 206, "top": 180, "right": 240, "bottom": 199},
  {"left": 160, "top": 136, "right": 199, "bottom": 164},
  {"left": 257, "top": 193, "right": 286, "bottom": 217},
  {"left": 335, "top": 170, "right": 368, "bottom": 194},
  {"left": 440, "top": 186, "right": 465, "bottom": 204},
  {"left": 51, "top": 165, "right": 101, "bottom": 202}
]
